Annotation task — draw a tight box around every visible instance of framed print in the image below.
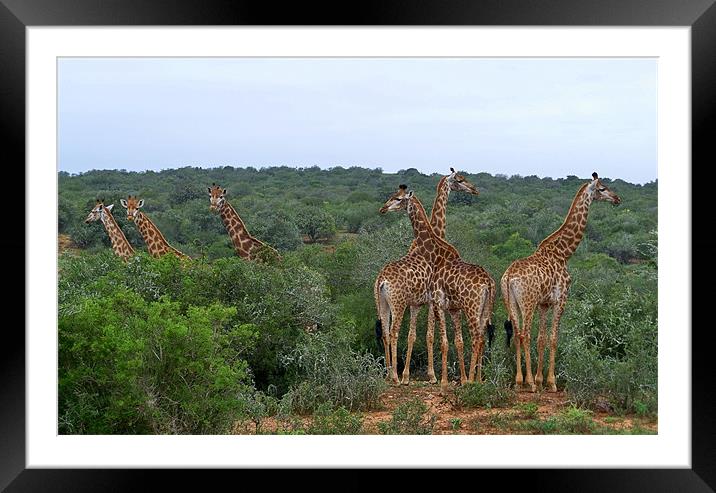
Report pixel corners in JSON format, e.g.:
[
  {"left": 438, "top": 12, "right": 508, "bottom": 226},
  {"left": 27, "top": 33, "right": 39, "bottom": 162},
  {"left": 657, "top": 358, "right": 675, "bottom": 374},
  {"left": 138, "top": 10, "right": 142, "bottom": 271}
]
[{"left": 3, "top": 0, "right": 713, "bottom": 489}]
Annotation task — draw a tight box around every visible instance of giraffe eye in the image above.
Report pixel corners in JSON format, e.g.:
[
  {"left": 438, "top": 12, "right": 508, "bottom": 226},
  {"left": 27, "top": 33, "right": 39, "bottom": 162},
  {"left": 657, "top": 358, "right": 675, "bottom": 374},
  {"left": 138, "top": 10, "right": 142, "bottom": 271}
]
[{"left": 598, "top": 187, "right": 606, "bottom": 192}]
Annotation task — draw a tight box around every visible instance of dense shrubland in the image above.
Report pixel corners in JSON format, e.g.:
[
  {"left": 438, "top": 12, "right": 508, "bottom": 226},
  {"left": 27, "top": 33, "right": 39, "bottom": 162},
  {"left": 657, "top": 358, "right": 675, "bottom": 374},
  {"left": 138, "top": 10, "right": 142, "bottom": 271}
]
[{"left": 58, "top": 166, "right": 657, "bottom": 433}]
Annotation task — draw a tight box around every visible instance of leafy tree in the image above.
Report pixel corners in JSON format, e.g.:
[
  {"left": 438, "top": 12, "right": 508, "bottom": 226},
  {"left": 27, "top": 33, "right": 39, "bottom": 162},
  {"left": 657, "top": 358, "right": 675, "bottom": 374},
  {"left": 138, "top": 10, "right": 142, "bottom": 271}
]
[
  {"left": 296, "top": 207, "right": 337, "bottom": 243},
  {"left": 491, "top": 232, "right": 534, "bottom": 261}
]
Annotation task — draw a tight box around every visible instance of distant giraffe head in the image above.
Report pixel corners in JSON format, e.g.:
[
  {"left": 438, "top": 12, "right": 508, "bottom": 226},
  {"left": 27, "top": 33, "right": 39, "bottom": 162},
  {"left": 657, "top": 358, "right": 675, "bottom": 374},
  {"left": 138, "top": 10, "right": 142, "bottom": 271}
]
[
  {"left": 379, "top": 184, "right": 411, "bottom": 214},
  {"left": 208, "top": 183, "right": 227, "bottom": 212},
  {"left": 84, "top": 198, "right": 114, "bottom": 224},
  {"left": 447, "top": 167, "right": 479, "bottom": 195},
  {"left": 588, "top": 172, "right": 621, "bottom": 206},
  {"left": 120, "top": 195, "right": 145, "bottom": 222}
]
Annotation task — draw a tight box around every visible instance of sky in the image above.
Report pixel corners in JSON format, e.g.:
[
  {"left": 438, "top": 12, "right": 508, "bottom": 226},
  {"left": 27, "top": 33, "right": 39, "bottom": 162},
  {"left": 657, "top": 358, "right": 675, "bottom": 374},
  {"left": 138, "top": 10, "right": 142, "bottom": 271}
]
[{"left": 58, "top": 57, "right": 657, "bottom": 184}]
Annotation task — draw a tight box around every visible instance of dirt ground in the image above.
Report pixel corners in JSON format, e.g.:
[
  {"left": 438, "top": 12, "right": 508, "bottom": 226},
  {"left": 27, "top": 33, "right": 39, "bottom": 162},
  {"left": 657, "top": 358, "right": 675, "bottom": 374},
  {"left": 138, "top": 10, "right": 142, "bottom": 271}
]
[
  {"left": 360, "top": 381, "right": 657, "bottom": 434},
  {"left": 236, "top": 380, "right": 657, "bottom": 435}
]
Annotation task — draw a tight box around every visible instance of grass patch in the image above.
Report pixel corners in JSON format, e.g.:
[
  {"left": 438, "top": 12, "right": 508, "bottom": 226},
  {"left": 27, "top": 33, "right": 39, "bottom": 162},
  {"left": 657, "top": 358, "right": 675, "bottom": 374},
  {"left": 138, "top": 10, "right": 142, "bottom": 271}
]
[
  {"left": 514, "top": 402, "right": 539, "bottom": 419},
  {"left": 377, "top": 398, "right": 436, "bottom": 435},
  {"left": 557, "top": 405, "right": 597, "bottom": 434},
  {"left": 453, "top": 382, "right": 516, "bottom": 409},
  {"left": 306, "top": 404, "right": 363, "bottom": 434}
]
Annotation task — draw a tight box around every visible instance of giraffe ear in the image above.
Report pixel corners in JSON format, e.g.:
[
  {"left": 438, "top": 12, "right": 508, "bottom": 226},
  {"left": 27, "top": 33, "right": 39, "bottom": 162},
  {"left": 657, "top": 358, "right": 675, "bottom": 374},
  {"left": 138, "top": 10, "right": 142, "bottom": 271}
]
[
  {"left": 406, "top": 190, "right": 414, "bottom": 198},
  {"left": 208, "top": 187, "right": 212, "bottom": 194},
  {"left": 137, "top": 199, "right": 145, "bottom": 208},
  {"left": 222, "top": 189, "right": 227, "bottom": 195},
  {"left": 120, "top": 199, "right": 128, "bottom": 208},
  {"left": 105, "top": 204, "right": 114, "bottom": 212}
]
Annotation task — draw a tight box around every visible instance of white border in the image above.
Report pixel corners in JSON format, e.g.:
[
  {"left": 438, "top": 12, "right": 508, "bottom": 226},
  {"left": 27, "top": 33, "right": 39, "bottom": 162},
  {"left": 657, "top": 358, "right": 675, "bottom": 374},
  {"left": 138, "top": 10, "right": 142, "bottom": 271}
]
[{"left": 28, "top": 27, "right": 690, "bottom": 468}]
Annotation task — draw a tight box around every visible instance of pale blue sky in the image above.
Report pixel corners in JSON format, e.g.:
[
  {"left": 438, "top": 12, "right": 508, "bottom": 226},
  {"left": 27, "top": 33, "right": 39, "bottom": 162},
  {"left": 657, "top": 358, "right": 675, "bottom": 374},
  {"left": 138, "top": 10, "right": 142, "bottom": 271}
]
[{"left": 58, "top": 57, "right": 657, "bottom": 183}]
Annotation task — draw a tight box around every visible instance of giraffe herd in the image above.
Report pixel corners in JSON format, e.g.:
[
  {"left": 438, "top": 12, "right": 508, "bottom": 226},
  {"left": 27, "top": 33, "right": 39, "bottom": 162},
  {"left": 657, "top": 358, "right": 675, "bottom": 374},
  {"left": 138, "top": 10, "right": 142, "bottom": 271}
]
[
  {"left": 83, "top": 170, "right": 621, "bottom": 393},
  {"left": 374, "top": 170, "right": 621, "bottom": 392},
  {"left": 85, "top": 186, "right": 271, "bottom": 262}
]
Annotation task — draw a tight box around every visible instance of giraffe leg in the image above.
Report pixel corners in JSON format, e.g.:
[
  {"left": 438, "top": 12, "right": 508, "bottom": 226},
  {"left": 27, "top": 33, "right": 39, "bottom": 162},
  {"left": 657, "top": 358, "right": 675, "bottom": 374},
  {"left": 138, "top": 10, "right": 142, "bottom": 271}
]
[
  {"left": 466, "top": 311, "right": 482, "bottom": 383},
  {"left": 425, "top": 305, "right": 437, "bottom": 384},
  {"left": 451, "top": 311, "right": 467, "bottom": 384},
  {"left": 476, "top": 335, "right": 486, "bottom": 383},
  {"left": 534, "top": 304, "right": 548, "bottom": 389},
  {"left": 383, "top": 331, "right": 391, "bottom": 381},
  {"left": 520, "top": 305, "right": 537, "bottom": 393},
  {"left": 401, "top": 306, "right": 419, "bottom": 385},
  {"left": 514, "top": 321, "right": 523, "bottom": 389},
  {"left": 435, "top": 306, "right": 450, "bottom": 391},
  {"left": 473, "top": 287, "right": 492, "bottom": 384},
  {"left": 547, "top": 299, "right": 567, "bottom": 392},
  {"left": 389, "top": 308, "right": 406, "bottom": 385},
  {"left": 376, "top": 283, "right": 392, "bottom": 380},
  {"left": 508, "top": 299, "right": 524, "bottom": 390}
]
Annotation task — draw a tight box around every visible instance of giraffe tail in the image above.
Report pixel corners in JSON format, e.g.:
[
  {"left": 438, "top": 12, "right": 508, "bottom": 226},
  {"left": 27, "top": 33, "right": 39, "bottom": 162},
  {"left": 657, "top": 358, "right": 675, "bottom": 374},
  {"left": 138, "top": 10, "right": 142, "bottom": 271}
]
[
  {"left": 501, "top": 274, "right": 516, "bottom": 347},
  {"left": 486, "top": 280, "right": 497, "bottom": 349},
  {"left": 504, "top": 320, "right": 514, "bottom": 348}
]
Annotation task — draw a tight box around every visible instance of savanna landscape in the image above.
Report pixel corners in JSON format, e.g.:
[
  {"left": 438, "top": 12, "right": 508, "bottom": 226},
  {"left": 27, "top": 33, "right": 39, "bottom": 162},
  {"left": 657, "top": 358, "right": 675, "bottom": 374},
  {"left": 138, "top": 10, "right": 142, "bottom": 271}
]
[{"left": 57, "top": 165, "right": 657, "bottom": 435}]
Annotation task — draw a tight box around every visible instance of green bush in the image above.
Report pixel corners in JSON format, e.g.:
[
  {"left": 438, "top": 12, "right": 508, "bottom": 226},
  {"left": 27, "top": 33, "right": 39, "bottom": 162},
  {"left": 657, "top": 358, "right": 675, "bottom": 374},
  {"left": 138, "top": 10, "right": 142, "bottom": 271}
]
[
  {"left": 377, "top": 398, "right": 436, "bottom": 435},
  {"left": 454, "top": 382, "right": 516, "bottom": 409},
  {"left": 59, "top": 252, "right": 336, "bottom": 394},
  {"left": 296, "top": 207, "right": 337, "bottom": 243},
  {"left": 557, "top": 287, "right": 657, "bottom": 415},
  {"left": 281, "top": 328, "right": 386, "bottom": 413},
  {"left": 555, "top": 405, "right": 597, "bottom": 434},
  {"left": 59, "top": 289, "right": 251, "bottom": 434},
  {"left": 307, "top": 404, "right": 363, "bottom": 434}
]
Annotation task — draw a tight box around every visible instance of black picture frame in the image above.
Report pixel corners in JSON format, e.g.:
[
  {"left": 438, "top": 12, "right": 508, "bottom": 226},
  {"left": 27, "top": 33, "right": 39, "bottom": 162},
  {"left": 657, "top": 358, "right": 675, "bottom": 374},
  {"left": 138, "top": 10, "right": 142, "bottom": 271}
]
[{"left": 2, "top": 0, "right": 712, "bottom": 489}]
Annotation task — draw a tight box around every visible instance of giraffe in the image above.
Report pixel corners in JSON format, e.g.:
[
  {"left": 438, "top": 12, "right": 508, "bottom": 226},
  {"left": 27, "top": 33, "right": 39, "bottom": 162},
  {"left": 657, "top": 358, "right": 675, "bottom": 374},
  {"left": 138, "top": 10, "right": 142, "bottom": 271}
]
[
  {"left": 501, "top": 172, "right": 621, "bottom": 392},
  {"left": 400, "top": 168, "right": 481, "bottom": 385},
  {"left": 84, "top": 199, "right": 135, "bottom": 261},
  {"left": 430, "top": 247, "right": 496, "bottom": 386},
  {"left": 120, "top": 195, "right": 190, "bottom": 260},
  {"left": 375, "top": 185, "right": 461, "bottom": 389},
  {"left": 208, "top": 184, "right": 280, "bottom": 262}
]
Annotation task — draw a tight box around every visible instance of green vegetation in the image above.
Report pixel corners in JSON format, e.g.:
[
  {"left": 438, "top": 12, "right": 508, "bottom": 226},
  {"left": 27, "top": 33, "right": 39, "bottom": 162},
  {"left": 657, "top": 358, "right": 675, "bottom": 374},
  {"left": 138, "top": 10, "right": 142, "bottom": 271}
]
[
  {"left": 59, "top": 166, "right": 657, "bottom": 433},
  {"left": 453, "top": 382, "right": 516, "bottom": 409},
  {"left": 377, "top": 398, "right": 437, "bottom": 435},
  {"left": 515, "top": 402, "right": 539, "bottom": 419}
]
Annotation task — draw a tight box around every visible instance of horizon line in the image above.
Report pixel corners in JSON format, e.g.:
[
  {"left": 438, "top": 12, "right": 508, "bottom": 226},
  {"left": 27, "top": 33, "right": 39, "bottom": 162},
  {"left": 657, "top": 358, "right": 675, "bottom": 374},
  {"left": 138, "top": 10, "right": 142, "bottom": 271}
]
[{"left": 58, "top": 164, "right": 657, "bottom": 185}]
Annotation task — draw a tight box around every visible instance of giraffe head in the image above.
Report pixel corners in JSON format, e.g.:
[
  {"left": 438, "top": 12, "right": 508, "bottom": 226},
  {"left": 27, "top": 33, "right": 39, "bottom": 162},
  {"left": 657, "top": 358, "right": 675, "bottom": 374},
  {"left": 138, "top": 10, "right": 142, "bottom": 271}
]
[
  {"left": 120, "top": 195, "right": 144, "bottom": 222},
  {"left": 448, "top": 167, "right": 479, "bottom": 195},
  {"left": 588, "top": 172, "right": 621, "bottom": 206},
  {"left": 379, "top": 184, "right": 412, "bottom": 214},
  {"left": 208, "top": 183, "right": 227, "bottom": 213},
  {"left": 84, "top": 199, "right": 114, "bottom": 224}
]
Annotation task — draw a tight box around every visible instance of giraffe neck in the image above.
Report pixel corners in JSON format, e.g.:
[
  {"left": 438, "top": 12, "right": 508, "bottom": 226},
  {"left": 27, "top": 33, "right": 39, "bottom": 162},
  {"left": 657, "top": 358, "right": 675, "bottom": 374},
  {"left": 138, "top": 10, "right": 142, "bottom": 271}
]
[
  {"left": 100, "top": 209, "right": 134, "bottom": 260},
  {"left": 429, "top": 176, "right": 451, "bottom": 238},
  {"left": 537, "top": 182, "right": 593, "bottom": 262},
  {"left": 218, "top": 200, "right": 258, "bottom": 257},
  {"left": 408, "top": 176, "right": 450, "bottom": 253},
  {"left": 407, "top": 197, "right": 460, "bottom": 263},
  {"left": 135, "top": 211, "right": 177, "bottom": 257}
]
